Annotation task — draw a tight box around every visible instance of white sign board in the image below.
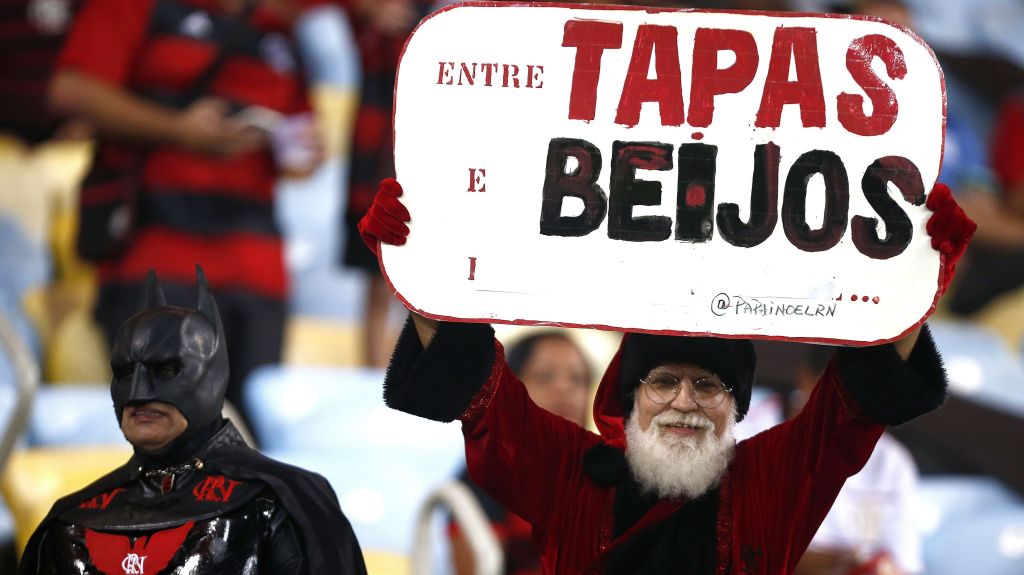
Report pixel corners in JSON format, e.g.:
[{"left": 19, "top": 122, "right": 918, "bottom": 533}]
[{"left": 384, "top": 2, "right": 946, "bottom": 345}]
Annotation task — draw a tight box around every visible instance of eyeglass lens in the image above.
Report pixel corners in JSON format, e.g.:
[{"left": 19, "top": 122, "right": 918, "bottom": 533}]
[{"left": 643, "top": 373, "right": 728, "bottom": 408}]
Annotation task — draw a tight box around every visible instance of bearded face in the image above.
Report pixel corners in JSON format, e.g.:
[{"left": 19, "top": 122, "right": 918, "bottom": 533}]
[{"left": 624, "top": 362, "right": 738, "bottom": 499}]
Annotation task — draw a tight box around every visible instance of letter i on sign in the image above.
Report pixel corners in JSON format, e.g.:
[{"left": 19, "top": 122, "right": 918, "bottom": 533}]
[{"left": 468, "top": 257, "right": 477, "bottom": 280}]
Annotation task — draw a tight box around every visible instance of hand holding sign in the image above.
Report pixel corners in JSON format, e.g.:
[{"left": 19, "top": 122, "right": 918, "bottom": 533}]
[
  {"left": 925, "top": 183, "right": 977, "bottom": 295},
  {"left": 359, "top": 178, "right": 411, "bottom": 254},
  {"left": 381, "top": 2, "right": 956, "bottom": 345}
]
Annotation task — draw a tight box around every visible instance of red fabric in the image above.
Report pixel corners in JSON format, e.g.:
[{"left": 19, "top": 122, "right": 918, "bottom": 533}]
[
  {"left": 0, "top": 0, "right": 85, "bottom": 142},
  {"left": 991, "top": 94, "right": 1024, "bottom": 193},
  {"left": 461, "top": 337, "right": 884, "bottom": 574},
  {"left": 57, "top": 0, "right": 311, "bottom": 297},
  {"left": 99, "top": 227, "right": 286, "bottom": 298},
  {"left": 84, "top": 521, "right": 194, "bottom": 575},
  {"left": 358, "top": 177, "right": 411, "bottom": 255},
  {"left": 340, "top": 0, "right": 433, "bottom": 242},
  {"left": 925, "top": 183, "right": 976, "bottom": 296},
  {"left": 56, "top": 0, "right": 153, "bottom": 85}
]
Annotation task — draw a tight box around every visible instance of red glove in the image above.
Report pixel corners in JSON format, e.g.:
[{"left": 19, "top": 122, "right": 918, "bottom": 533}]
[
  {"left": 357, "top": 178, "right": 411, "bottom": 256},
  {"left": 925, "top": 183, "right": 976, "bottom": 296}
]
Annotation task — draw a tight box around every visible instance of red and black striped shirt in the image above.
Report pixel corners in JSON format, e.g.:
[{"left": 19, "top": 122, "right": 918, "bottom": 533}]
[
  {"left": 59, "top": 0, "right": 322, "bottom": 297},
  {"left": 0, "top": 0, "right": 82, "bottom": 143}
]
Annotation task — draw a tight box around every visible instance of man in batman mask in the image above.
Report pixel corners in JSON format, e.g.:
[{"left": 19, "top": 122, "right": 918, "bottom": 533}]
[{"left": 19, "top": 267, "right": 367, "bottom": 574}]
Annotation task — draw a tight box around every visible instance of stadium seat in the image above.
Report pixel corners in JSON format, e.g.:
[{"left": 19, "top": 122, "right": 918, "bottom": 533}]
[
  {"left": 915, "top": 474, "right": 1024, "bottom": 574},
  {"left": 0, "top": 336, "right": 20, "bottom": 557},
  {"left": 1, "top": 447, "right": 132, "bottom": 552},
  {"left": 244, "top": 365, "right": 464, "bottom": 455},
  {"left": 267, "top": 448, "right": 462, "bottom": 556},
  {"left": 282, "top": 316, "right": 363, "bottom": 367},
  {"left": 246, "top": 365, "right": 466, "bottom": 554},
  {"left": 363, "top": 550, "right": 410, "bottom": 575},
  {"left": 915, "top": 475, "right": 1023, "bottom": 537},
  {"left": 923, "top": 505, "right": 1024, "bottom": 575},
  {"left": 26, "top": 384, "right": 124, "bottom": 447},
  {"left": 0, "top": 347, "right": 17, "bottom": 450},
  {"left": 928, "top": 320, "right": 1024, "bottom": 416},
  {"left": 0, "top": 379, "right": 130, "bottom": 553},
  {"left": 0, "top": 215, "right": 50, "bottom": 307}
]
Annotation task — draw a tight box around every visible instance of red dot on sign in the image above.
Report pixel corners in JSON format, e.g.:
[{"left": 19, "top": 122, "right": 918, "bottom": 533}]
[
  {"left": 685, "top": 184, "right": 707, "bottom": 207},
  {"left": 861, "top": 295, "right": 870, "bottom": 302},
  {"left": 872, "top": 296, "right": 880, "bottom": 304},
  {"left": 850, "top": 294, "right": 857, "bottom": 301},
  {"left": 691, "top": 132, "right": 704, "bottom": 140}
]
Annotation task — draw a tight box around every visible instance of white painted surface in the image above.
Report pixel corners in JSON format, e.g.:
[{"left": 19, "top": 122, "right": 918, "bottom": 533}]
[{"left": 386, "top": 3, "right": 945, "bottom": 344}]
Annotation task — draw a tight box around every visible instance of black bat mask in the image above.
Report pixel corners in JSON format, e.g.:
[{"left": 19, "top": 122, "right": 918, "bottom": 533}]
[{"left": 110, "top": 268, "right": 229, "bottom": 434}]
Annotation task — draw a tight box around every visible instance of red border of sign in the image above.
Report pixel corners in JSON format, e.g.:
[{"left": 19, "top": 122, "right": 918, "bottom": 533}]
[{"left": 385, "top": 1, "right": 948, "bottom": 347}]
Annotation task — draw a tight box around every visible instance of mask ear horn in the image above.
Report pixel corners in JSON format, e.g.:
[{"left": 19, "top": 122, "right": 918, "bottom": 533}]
[
  {"left": 140, "top": 269, "right": 168, "bottom": 310},
  {"left": 195, "top": 264, "right": 225, "bottom": 340}
]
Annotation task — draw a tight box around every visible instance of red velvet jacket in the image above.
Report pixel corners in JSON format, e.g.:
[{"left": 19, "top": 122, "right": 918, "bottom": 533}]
[{"left": 383, "top": 322, "right": 946, "bottom": 575}]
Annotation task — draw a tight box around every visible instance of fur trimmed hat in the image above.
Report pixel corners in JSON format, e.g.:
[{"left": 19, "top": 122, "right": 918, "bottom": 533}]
[{"left": 619, "top": 334, "right": 757, "bottom": 422}]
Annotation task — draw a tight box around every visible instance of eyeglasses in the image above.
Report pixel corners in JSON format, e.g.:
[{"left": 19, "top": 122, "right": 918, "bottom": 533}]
[{"left": 641, "top": 372, "right": 732, "bottom": 409}]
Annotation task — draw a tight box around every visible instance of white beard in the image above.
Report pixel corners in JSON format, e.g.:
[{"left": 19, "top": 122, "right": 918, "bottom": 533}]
[{"left": 624, "top": 407, "right": 736, "bottom": 499}]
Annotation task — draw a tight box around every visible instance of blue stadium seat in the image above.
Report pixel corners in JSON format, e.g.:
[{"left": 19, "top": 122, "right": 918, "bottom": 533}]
[
  {"left": 0, "top": 348, "right": 16, "bottom": 444},
  {"left": 0, "top": 215, "right": 49, "bottom": 305},
  {"left": 928, "top": 320, "right": 1024, "bottom": 416},
  {"left": 0, "top": 215, "right": 48, "bottom": 362},
  {"left": 924, "top": 505, "right": 1024, "bottom": 575},
  {"left": 245, "top": 365, "right": 466, "bottom": 553},
  {"left": 267, "top": 448, "right": 462, "bottom": 555},
  {"left": 916, "top": 475, "right": 1022, "bottom": 533},
  {"left": 244, "top": 365, "right": 464, "bottom": 455},
  {"left": 0, "top": 343, "right": 18, "bottom": 551},
  {"left": 916, "top": 475, "right": 1024, "bottom": 573},
  {"left": 26, "top": 384, "right": 126, "bottom": 447}
]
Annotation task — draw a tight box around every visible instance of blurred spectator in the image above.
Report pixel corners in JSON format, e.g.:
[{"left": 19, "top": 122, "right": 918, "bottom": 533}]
[
  {"left": 829, "top": 0, "right": 1024, "bottom": 349},
  {"left": 945, "top": 91, "right": 1024, "bottom": 317},
  {"left": 0, "top": 0, "right": 90, "bottom": 287},
  {"left": 338, "top": 0, "right": 453, "bottom": 368},
  {"left": 990, "top": 91, "right": 1024, "bottom": 221},
  {"left": 340, "top": 0, "right": 621, "bottom": 368},
  {"left": 449, "top": 330, "right": 594, "bottom": 575},
  {"left": 0, "top": 0, "right": 87, "bottom": 147},
  {"left": 48, "top": 0, "right": 327, "bottom": 427},
  {"left": 339, "top": 0, "right": 433, "bottom": 367},
  {"left": 738, "top": 345, "right": 924, "bottom": 575},
  {"left": 791, "top": 347, "right": 923, "bottom": 575}
]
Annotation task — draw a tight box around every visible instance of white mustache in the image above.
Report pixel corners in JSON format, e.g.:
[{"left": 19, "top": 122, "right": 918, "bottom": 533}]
[{"left": 652, "top": 410, "right": 714, "bottom": 431}]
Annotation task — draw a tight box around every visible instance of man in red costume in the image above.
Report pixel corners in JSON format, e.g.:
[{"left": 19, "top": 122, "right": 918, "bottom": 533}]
[{"left": 360, "top": 179, "right": 974, "bottom": 574}]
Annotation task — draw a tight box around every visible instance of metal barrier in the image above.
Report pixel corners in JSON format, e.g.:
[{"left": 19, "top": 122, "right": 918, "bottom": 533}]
[
  {"left": 411, "top": 480, "right": 503, "bottom": 575},
  {"left": 0, "top": 312, "right": 39, "bottom": 475}
]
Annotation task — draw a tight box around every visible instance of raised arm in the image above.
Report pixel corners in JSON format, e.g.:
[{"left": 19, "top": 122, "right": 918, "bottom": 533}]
[
  {"left": 738, "top": 183, "right": 975, "bottom": 573},
  {"left": 50, "top": 72, "right": 264, "bottom": 156},
  {"left": 358, "top": 179, "right": 603, "bottom": 526}
]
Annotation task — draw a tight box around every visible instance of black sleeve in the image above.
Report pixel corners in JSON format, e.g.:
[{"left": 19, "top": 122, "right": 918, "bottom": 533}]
[
  {"left": 24, "top": 526, "right": 51, "bottom": 575},
  {"left": 263, "top": 504, "right": 307, "bottom": 575},
  {"left": 21, "top": 522, "right": 88, "bottom": 575},
  {"left": 382, "top": 315, "right": 497, "bottom": 422},
  {"left": 835, "top": 323, "right": 948, "bottom": 425}
]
